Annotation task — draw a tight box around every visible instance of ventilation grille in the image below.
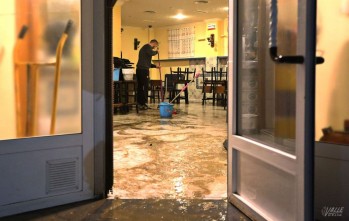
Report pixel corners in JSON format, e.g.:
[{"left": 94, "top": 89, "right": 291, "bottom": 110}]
[{"left": 46, "top": 158, "right": 80, "bottom": 194}]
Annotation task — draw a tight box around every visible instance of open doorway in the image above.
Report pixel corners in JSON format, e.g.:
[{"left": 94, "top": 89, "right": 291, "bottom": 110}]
[{"left": 110, "top": 0, "right": 231, "bottom": 217}]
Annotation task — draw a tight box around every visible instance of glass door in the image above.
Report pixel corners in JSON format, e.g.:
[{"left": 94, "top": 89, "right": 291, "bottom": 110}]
[
  {"left": 227, "top": 0, "right": 319, "bottom": 220},
  {"left": 0, "top": 0, "right": 100, "bottom": 217}
]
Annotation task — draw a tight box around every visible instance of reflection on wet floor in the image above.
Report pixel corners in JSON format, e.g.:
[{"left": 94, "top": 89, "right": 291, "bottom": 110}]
[
  {"left": 3, "top": 198, "right": 251, "bottom": 221},
  {"left": 112, "top": 103, "right": 228, "bottom": 199}
]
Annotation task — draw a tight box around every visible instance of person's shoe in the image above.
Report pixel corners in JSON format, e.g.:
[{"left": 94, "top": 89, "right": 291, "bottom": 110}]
[{"left": 144, "top": 103, "right": 151, "bottom": 109}]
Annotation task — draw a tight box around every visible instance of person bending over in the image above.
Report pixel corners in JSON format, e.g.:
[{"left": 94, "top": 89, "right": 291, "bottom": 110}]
[{"left": 136, "top": 39, "right": 159, "bottom": 110}]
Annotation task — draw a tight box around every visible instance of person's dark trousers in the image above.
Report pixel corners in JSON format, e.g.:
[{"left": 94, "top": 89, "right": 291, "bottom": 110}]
[{"left": 136, "top": 68, "right": 149, "bottom": 105}]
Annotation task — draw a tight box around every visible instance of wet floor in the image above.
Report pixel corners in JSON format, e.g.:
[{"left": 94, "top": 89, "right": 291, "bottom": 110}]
[
  {"left": 3, "top": 198, "right": 251, "bottom": 221},
  {"left": 112, "top": 103, "right": 228, "bottom": 199},
  {"left": 2, "top": 102, "right": 252, "bottom": 221}
]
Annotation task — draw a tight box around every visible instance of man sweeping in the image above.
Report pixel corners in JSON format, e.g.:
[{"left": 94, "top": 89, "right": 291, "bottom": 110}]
[{"left": 136, "top": 39, "right": 159, "bottom": 110}]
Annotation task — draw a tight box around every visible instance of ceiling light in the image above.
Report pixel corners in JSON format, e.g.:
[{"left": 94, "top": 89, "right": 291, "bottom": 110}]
[{"left": 173, "top": 13, "right": 187, "bottom": 20}]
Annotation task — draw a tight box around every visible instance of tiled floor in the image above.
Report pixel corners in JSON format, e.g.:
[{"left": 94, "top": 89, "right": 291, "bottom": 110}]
[{"left": 3, "top": 102, "right": 251, "bottom": 221}]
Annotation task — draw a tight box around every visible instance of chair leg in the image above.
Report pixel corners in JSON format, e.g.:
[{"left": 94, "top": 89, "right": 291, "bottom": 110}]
[
  {"left": 212, "top": 92, "right": 216, "bottom": 105},
  {"left": 157, "top": 90, "right": 160, "bottom": 102},
  {"left": 184, "top": 86, "right": 189, "bottom": 104},
  {"left": 202, "top": 92, "right": 206, "bottom": 105}
]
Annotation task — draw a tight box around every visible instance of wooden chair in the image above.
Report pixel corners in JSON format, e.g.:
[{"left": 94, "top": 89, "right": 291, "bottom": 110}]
[
  {"left": 170, "top": 67, "right": 195, "bottom": 104},
  {"left": 202, "top": 67, "right": 227, "bottom": 107},
  {"left": 14, "top": 20, "right": 73, "bottom": 136},
  {"left": 148, "top": 80, "right": 163, "bottom": 103},
  {"left": 201, "top": 67, "right": 214, "bottom": 105},
  {"left": 212, "top": 67, "right": 228, "bottom": 108}
]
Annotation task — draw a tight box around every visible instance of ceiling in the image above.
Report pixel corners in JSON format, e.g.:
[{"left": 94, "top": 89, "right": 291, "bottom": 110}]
[{"left": 117, "top": 0, "right": 229, "bottom": 28}]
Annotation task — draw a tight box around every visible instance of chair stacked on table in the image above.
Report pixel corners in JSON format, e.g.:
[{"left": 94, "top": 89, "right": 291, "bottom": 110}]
[
  {"left": 201, "top": 67, "right": 227, "bottom": 108},
  {"left": 167, "top": 67, "right": 196, "bottom": 104}
]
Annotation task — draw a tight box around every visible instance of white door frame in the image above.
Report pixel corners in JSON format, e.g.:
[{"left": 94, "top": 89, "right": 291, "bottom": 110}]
[{"left": 227, "top": 0, "right": 317, "bottom": 220}]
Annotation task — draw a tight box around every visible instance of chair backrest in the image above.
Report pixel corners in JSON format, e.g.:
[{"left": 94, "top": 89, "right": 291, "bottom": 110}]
[
  {"left": 165, "top": 74, "right": 176, "bottom": 90},
  {"left": 150, "top": 80, "right": 162, "bottom": 87},
  {"left": 186, "top": 68, "right": 196, "bottom": 80},
  {"left": 216, "top": 67, "right": 228, "bottom": 81},
  {"left": 202, "top": 67, "right": 215, "bottom": 83},
  {"left": 171, "top": 67, "right": 196, "bottom": 81}
]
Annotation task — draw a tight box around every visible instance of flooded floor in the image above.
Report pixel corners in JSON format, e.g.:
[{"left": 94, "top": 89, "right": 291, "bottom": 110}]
[
  {"left": 3, "top": 103, "right": 251, "bottom": 221},
  {"left": 112, "top": 102, "right": 228, "bottom": 199}
]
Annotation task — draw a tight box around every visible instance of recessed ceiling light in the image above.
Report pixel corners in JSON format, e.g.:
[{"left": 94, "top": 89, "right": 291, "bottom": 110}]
[
  {"left": 173, "top": 13, "right": 187, "bottom": 20},
  {"left": 194, "top": 0, "right": 209, "bottom": 4}
]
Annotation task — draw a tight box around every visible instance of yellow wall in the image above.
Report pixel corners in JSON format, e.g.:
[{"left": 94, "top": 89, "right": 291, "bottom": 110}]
[
  {"left": 120, "top": 18, "right": 228, "bottom": 79},
  {"left": 120, "top": 26, "right": 154, "bottom": 64},
  {"left": 0, "top": 2, "right": 16, "bottom": 139},
  {"left": 113, "top": 5, "right": 122, "bottom": 57},
  {"left": 149, "top": 19, "right": 228, "bottom": 59},
  {"left": 316, "top": 0, "right": 349, "bottom": 139}
]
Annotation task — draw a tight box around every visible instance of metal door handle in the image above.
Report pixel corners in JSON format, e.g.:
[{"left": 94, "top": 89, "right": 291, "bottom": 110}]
[{"left": 269, "top": 0, "right": 324, "bottom": 64}]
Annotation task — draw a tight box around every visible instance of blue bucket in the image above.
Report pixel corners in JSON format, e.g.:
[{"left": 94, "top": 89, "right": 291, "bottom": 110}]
[
  {"left": 113, "top": 68, "right": 120, "bottom": 81},
  {"left": 159, "top": 102, "right": 174, "bottom": 118}
]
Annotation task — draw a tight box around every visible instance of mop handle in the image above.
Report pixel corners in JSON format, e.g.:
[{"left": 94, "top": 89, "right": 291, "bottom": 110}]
[
  {"left": 169, "top": 73, "right": 200, "bottom": 104},
  {"left": 157, "top": 52, "right": 165, "bottom": 102}
]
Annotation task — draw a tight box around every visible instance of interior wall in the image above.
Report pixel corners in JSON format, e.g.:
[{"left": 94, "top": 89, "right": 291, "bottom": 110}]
[
  {"left": 316, "top": 0, "right": 349, "bottom": 139},
  {"left": 113, "top": 5, "right": 122, "bottom": 57},
  {"left": 120, "top": 26, "right": 154, "bottom": 64},
  {"left": 119, "top": 18, "right": 228, "bottom": 79},
  {"left": 149, "top": 19, "right": 228, "bottom": 59}
]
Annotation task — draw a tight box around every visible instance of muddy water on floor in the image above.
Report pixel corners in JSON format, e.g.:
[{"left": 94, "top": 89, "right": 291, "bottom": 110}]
[{"left": 113, "top": 103, "right": 227, "bottom": 199}]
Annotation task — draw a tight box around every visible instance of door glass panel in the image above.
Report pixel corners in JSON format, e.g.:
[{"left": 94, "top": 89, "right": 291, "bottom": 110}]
[
  {"left": 237, "top": 0, "right": 298, "bottom": 154},
  {"left": 315, "top": 1, "right": 349, "bottom": 146},
  {"left": 0, "top": 0, "right": 81, "bottom": 140},
  {"left": 237, "top": 152, "right": 296, "bottom": 221}
]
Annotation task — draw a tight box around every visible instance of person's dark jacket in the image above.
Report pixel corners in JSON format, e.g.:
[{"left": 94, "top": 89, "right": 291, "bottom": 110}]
[{"left": 136, "top": 44, "right": 158, "bottom": 70}]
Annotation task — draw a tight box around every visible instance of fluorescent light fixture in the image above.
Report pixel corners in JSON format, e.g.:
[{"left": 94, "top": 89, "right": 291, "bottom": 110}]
[{"left": 173, "top": 13, "right": 187, "bottom": 20}]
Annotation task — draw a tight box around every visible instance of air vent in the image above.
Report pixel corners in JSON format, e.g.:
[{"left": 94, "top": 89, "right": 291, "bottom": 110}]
[
  {"left": 196, "top": 10, "right": 208, "bottom": 14},
  {"left": 144, "top": 10, "right": 156, "bottom": 14},
  {"left": 194, "top": 0, "right": 209, "bottom": 4},
  {"left": 46, "top": 158, "right": 80, "bottom": 194}
]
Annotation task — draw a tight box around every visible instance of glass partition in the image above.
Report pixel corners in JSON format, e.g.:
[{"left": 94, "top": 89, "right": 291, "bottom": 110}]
[
  {"left": 0, "top": 0, "right": 81, "bottom": 140},
  {"left": 237, "top": 0, "right": 298, "bottom": 155}
]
